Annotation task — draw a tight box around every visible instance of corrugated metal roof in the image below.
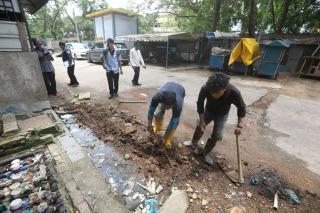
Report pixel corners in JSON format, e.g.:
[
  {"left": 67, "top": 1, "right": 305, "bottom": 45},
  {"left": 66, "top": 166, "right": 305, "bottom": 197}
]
[
  {"left": 116, "top": 32, "right": 199, "bottom": 42},
  {"left": 86, "top": 8, "right": 136, "bottom": 18},
  {"left": 21, "top": 0, "right": 49, "bottom": 14}
]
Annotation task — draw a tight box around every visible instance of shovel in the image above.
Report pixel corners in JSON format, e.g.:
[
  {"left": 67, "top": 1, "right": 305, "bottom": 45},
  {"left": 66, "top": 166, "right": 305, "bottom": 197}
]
[{"left": 225, "top": 134, "right": 244, "bottom": 184}]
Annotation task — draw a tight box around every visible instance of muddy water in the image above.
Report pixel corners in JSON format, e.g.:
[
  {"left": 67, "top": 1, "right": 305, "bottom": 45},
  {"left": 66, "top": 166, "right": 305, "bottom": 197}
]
[{"left": 60, "top": 115, "right": 144, "bottom": 201}]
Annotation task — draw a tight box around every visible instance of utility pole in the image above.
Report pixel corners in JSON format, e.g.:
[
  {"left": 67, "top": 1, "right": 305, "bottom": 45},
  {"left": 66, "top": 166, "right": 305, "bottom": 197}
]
[{"left": 73, "top": 8, "right": 80, "bottom": 43}]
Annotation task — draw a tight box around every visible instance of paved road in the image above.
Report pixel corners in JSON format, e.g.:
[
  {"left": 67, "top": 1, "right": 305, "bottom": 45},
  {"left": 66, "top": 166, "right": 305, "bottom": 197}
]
[{"left": 52, "top": 58, "right": 320, "bottom": 190}]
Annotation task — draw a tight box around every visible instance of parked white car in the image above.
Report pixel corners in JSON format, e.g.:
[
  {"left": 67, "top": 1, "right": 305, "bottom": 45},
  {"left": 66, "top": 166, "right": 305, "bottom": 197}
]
[{"left": 65, "top": 43, "right": 89, "bottom": 60}]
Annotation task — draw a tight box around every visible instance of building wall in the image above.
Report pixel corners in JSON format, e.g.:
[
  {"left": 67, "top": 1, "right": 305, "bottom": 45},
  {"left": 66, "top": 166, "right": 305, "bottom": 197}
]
[
  {"left": 0, "top": 52, "right": 49, "bottom": 113},
  {"left": 94, "top": 16, "right": 104, "bottom": 41},
  {"left": 0, "top": 21, "right": 22, "bottom": 51},
  {"left": 114, "top": 14, "right": 137, "bottom": 37},
  {"left": 103, "top": 14, "right": 113, "bottom": 39}
]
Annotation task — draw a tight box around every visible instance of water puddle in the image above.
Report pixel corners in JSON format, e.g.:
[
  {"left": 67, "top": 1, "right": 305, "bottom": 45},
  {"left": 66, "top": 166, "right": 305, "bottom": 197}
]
[{"left": 60, "top": 114, "right": 145, "bottom": 203}]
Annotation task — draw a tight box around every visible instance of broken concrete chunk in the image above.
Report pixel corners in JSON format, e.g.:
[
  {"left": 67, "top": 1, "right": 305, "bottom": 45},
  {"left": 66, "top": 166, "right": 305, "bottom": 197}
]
[
  {"left": 160, "top": 190, "right": 189, "bottom": 213},
  {"left": 35, "top": 124, "right": 63, "bottom": 137},
  {"left": 125, "top": 154, "right": 131, "bottom": 160},
  {"left": 201, "top": 199, "right": 209, "bottom": 206},
  {"left": 2, "top": 113, "right": 19, "bottom": 135},
  {"left": 246, "top": 191, "right": 252, "bottom": 198},
  {"left": 78, "top": 92, "right": 91, "bottom": 100}
]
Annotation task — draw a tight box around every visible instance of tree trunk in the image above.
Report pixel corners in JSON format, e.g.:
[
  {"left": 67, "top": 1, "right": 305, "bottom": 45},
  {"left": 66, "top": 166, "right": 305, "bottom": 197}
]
[
  {"left": 248, "top": 0, "right": 256, "bottom": 37},
  {"left": 43, "top": 6, "right": 47, "bottom": 34},
  {"left": 276, "top": 0, "right": 292, "bottom": 33},
  {"left": 212, "top": 0, "right": 222, "bottom": 32},
  {"left": 270, "top": 0, "right": 277, "bottom": 32}
]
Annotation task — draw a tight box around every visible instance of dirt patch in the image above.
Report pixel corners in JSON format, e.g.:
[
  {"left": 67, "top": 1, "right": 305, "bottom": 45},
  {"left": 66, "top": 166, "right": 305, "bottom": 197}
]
[{"left": 60, "top": 102, "right": 320, "bottom": 212}]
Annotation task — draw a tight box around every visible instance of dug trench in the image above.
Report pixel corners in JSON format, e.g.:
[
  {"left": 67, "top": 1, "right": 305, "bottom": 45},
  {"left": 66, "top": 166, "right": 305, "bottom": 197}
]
[{"left": 57, "top": 99, "right": 320, "bottom": 213}]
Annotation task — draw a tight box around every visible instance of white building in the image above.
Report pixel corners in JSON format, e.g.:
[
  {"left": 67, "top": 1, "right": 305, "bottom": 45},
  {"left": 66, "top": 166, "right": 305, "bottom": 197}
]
[{"left": 86, "top": 8, "right": 138, "bottom": 42}]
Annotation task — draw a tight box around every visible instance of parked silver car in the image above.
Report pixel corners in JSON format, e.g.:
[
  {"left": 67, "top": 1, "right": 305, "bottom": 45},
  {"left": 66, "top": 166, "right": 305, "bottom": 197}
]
[
  {"left": 65, "top": 42, "right": 89, "bottom": 60},
  {"left": 86, "top": 42, "right": 129, "bottom": 65}
]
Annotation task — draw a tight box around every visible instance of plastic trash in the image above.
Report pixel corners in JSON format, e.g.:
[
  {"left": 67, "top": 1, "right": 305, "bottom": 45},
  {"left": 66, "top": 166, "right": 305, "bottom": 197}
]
[
  {"left": 144, "top": 199, "right": 159, "bottom": 213},
  {"left": 281, "top": 189, "right": 300, "bottom": 205},
  {"left": 250, "top": 175, "right": 260, "bottom": 185}
]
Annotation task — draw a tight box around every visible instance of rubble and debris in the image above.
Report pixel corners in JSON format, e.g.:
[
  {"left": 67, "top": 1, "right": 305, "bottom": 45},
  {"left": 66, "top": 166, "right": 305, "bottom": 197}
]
[
  {"left": 201, "top": 199, "right": 209, "bottom": 206},
  {"left": 250, "top": 175, "right": 260, "bottom": 185},
  {"left": 78, "top": 92, "right": 91, "bottom": 100},
  {"left": 125, "top": 154, "right": 131, "bottom": 160},
  {"left": 159, "top": 190, "right": 189, "bottom": 213},
  {"left": 246, "top": 191, "right": 253, "bottom": 198},
  {"left": 227, "top": 206, "right": 246, "bottom": 213},
  {"left": 2, "top": 113, "right": 19, "bottom": 135}
]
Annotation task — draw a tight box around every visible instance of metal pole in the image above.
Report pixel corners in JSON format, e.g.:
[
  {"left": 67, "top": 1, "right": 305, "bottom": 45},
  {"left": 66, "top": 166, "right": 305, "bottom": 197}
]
[
  {"left": 166, "top": 39, "right": 169, "bottom": 69},
  {"left": 73, "top": 8, "right": 80, "bottom": 43}
]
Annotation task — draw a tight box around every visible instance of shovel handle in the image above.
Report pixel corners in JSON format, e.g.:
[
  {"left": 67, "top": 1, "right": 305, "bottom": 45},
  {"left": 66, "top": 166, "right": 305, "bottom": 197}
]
[{"left": 236, "top": 134, "right": 244, "bottom": 183}]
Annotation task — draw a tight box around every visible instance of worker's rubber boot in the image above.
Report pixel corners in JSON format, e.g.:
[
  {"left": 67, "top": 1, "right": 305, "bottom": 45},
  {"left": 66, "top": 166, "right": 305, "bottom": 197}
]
[
  {"left": 190, "top": 126, "right": 204, "bottom": 150},
  {"left": 163, "top": 128, "right": 176, "bottom": 149},
  {"left": 154, "top": 120, "right": 163, "bottom": 133},
  {"left": 202, "top": 138, "right": 218, "bottom": 166}
]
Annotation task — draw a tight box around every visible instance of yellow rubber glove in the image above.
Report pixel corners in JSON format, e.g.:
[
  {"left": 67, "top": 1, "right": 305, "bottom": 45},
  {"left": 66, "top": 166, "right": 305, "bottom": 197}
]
[{"left": 163, "top": 128, "right": 176, "bottom": 149}]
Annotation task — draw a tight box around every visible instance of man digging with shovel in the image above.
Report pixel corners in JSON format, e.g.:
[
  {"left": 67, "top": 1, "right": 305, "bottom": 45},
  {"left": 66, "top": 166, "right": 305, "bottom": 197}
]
[{"left": 184, "top": 72, "right": 246, "bottom": 166}]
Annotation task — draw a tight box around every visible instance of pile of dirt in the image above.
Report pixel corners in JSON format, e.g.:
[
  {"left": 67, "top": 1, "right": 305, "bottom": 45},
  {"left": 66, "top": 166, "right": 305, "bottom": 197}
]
[{"left": 61, "top": 102, "right": 319, "bottom": 212}]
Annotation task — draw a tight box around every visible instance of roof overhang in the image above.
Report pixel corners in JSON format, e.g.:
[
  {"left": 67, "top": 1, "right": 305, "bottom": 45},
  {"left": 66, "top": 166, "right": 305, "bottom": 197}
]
[
  {"left": 116, "top": 32, "right": 199, "bottom": 42},
  {"left": 21, "top": 0, "right": 49, "bottom": 14},
  {"left": 86, "top": 8, "right": 137, "bottom": 18}
]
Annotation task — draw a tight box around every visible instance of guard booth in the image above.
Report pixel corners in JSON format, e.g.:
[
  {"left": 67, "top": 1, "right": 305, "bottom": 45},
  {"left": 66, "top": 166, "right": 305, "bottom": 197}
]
[
  {"left": 228, "top": 38, "right": 260, "bottom": 75},
  {"left": 257, "top": 40, "right": 290, "bottom": 79}
]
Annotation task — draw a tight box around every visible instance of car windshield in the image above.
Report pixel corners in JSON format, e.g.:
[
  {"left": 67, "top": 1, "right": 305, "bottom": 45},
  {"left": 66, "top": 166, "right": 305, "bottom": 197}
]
[
  {"left": 70, "top": 43, "right": 87, "bottom": 49},
  {"left": 115, "top": 43, "right": 127, "bottom": 49},
  {"left": 95, "top": 43, "right": 104, "bottom": 48}
]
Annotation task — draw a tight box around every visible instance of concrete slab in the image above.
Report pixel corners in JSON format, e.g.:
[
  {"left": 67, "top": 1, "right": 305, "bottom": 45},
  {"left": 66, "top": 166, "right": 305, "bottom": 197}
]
[
  {"left": 79, "top": 92, "right": 91, "bottom": 100},
  {"left": 58, "top": 134, "right": 85, "bottom": 162},
  {"left": 160, "top": 190, "right": 189, "bottom": 213},
  {"left": 18, "top": 114, "right": 54, "bottom": 131},
  {"left": 2, "top": 113, "right": 19, "bottom": 134},
  {"left": 267, "top": 95, "right": 320, "bottom": 175}
]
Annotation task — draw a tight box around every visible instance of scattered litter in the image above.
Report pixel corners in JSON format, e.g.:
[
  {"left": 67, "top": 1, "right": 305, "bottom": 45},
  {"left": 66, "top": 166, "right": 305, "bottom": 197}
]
[
  {"left": 225, "top": 191, "right": 236, "bottom": 199},
  {"left": 146, "top": 178, "right": 157, "bottom": 195},
  {"left": 156, "top": 185, "right": 164, "bottom": 194},
  {"left": 212, "top": 191, "right": 219, "bottom": 195},
  {"left": 200, "top": 141, "right": 205, "bottom": 145},
  {"left": 250, "top": 175, "right": 260, "bottom": 185},
  {"left": 144, "top": 199, "right": 159, "bottom": 213},
  {"left": 90, "top": 143, "right": 96, "bottom": 149},
  {"left": 191, "top": 193, "right": 198, "bottom": 199},
  {"left": 183, "top": 141, "right": 192, "bottom": 146},
  {"left": 273, "top": 191, "right": 279, "bottom": 210},
  {"left": 280, "top": 189, "right": 300, "bottom": 205}
]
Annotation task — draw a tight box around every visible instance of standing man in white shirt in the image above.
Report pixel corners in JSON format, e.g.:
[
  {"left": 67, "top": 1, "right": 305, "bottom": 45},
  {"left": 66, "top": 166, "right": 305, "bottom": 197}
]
[{"left": 129, "top": 43, "right": 146, "bottom": 86}]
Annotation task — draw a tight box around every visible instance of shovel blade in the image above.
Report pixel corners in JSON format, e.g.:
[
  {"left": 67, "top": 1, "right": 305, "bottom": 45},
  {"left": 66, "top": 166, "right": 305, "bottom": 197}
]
[{"left": 225, "top": 170, "right": 244, "bottom": 184}]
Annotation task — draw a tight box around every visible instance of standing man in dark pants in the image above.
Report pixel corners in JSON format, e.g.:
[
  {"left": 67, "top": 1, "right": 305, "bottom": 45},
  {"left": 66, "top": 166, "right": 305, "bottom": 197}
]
[
  {"left": 33, "top": 38, "right": 57, "bottom": 95},
  {"left": 129, "top": 43, "right": 146, "bottom": 86},
  {"left": 184, "top": 73, "right": 246, "bottom": 165},
  {"left": 59, "top": 42, "right": 79, "bottom": 87},
  {"left": 103, "top": 38, "right": 123, "bottom": 99}
]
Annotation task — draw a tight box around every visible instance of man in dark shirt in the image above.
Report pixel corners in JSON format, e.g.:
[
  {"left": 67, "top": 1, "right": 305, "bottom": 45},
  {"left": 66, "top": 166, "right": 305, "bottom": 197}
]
[
  {"left": 59, "top": 42, "right": 79, "bottom": 87},
  {"left": 186, "top": 72, "right": 246, "bottom": 165},
  {"left": 148, "top": 82, "right": 185, "bottom": 149},
  {"left": 33, "top": 38, "right": 57, "bottom": 95}
]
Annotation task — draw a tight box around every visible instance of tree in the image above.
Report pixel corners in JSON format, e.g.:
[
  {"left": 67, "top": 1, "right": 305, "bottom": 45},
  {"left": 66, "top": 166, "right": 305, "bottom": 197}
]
[
  {"left": 248, "top": 0, "right": 257, "bottom": 36},
  {"left": 212, "top": 0, "right": 222, "bottom": 31}
]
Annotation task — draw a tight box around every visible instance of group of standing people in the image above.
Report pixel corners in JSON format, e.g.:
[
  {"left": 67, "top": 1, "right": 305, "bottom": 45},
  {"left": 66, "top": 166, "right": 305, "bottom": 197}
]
[
  {"left": 102, "top": 38, "right": 146, "bottom": 99},
  {"left": 33, "top": 38, "right": 79, "bottom": 96}
]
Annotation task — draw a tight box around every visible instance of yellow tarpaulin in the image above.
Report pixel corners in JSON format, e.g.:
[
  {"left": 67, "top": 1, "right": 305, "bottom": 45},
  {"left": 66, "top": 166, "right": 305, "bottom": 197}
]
[{"left": 228, "top": 38, "right": 260, "bottom": 66}]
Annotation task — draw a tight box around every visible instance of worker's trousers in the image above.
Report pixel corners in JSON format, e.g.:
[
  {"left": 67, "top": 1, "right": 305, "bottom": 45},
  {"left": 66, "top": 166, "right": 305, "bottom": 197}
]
[{"left": 191, "top": 111, "right": 228, "bottom": 154}]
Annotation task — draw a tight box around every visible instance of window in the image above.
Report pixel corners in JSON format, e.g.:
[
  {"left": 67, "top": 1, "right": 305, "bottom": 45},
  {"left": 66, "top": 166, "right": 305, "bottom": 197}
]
[
  {"left": 0, "top": 0, "right": 21, "bottom": 21},
  {"left": 95, "top": 43, "right": 104, "bottom": 49}
]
